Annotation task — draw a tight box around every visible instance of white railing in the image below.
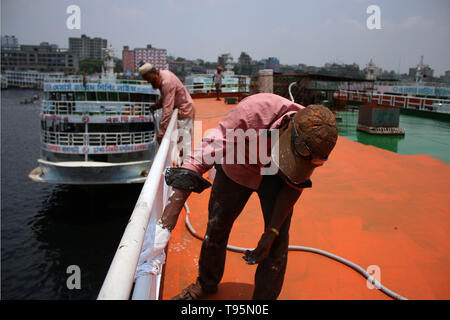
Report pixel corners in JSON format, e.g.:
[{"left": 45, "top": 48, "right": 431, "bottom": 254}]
[
  {"left": 43, "top": 75, "right": 149, "bottom": 85},
  {"left": 41, "top": 100, "right": 155, "bottom": 116},
  {"left": 184, "top": 83, "right": 250, "bottom": 94},
  {"left": 98, "top": 110, "right": 179, "bottom": 300},
  {"left": 374, "top": 80, "right": 450, "bottom": 88},
  {"left": 340, "top": 89, "right": 450, "bottom": 112},
  {"left": 41, "top": 130, "right": 154, "bottom": 146}
]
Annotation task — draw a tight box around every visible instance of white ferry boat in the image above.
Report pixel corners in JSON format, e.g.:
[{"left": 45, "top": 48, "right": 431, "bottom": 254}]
[
  {"left": 28, "top": 46, "right": 161, "bottom": 184},
  {"left": 184, "top": 55, "right": 250, "bottom": 94},
  {"left": 0, "top": 74, "right": 8, "bottom": 89}
]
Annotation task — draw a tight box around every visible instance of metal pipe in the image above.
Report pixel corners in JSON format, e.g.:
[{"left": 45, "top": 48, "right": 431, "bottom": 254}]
[{"left": 97, "top": 109, "right": 178, "bottom": 300}]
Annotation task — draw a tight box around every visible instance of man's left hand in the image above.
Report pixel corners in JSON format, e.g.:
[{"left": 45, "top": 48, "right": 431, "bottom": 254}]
[{"left": 243, "top": 231, "right": 277, "bottom": 265}]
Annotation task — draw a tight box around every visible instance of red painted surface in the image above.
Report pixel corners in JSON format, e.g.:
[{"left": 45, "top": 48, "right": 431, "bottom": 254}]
[{"left": 161, "top": 98, "right": 450, "bottom": 300}]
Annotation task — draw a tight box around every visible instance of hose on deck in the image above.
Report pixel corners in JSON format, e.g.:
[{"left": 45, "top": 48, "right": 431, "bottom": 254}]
[{"left": 183, "top": 204, "right": 407, "bottom": 301}]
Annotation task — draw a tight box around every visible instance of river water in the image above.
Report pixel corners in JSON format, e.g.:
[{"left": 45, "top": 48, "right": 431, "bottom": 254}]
[
  {"left": 1, "top": 88, "right": 141, "bottom": 299},
  {"left": 336, "top": 109, "right": 450, "bottom": 163}
]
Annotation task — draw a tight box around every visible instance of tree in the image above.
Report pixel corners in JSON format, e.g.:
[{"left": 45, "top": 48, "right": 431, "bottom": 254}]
[
  {"left": 238, "top": 52, "right": 251, "bottom": 66},
  {"left": 114, "top": 58, "right": 123, "bottom": 73},
  {"left": 78, "top": 58, "right": 103, "bottom": 74}
]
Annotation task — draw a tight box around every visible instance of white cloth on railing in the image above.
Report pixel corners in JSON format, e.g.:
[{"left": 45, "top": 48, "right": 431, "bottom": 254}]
[{"left": 135, "top": 222, "right": 171, "bottom": 278}]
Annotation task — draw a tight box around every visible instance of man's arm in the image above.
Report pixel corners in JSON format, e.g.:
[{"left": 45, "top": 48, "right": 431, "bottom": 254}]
[
  {"left": 159, "top": 188, "right": 191, "bottom": 231},
  {"left": 160, "top": 102, "right": 250, "bottom": 231},
  {"left": 243, "top": 183, "right": 302, "bottom": 265},
  {"left": 157, "top": 85, "right": 175, "bottom": 143},
  {"left": 159, "top": 168, "right": 212, "bottom": 231},
  {"left": 152, "top": 97, "right": 163, "bottom": 111}
]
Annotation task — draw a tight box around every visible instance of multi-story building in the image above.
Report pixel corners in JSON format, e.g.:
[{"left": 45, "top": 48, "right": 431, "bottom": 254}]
[
  {"left": 263, "top": 57, "right": 280, "bottom": 72},
  {"left": 1, "top": 42, "right": 78, "bottom": 73},
  {"left": 122, "top": 46, "right": 135, "bottom": 74},
  {"left": 323, "top": 62, "right": 361, "bottom": 78},
  {"left": 68, "top": 34, "right": 107, "bottom": 60},
  {"left": 134, "top": 44, "right": 168, "bottom": 71},
  {"left": 218, "top": 53, "right": 233, "bottom": 68},
  {"left": 238, "top": 52, "right": 252, "bottom": 66},
  {"left": 1, "top": 35, "right": 19, "bottom": 50},
  {"left": 122, "top": 44, "right": 168, "bottom": 74},
  {"left": 441, "top": 71, "right": 450, "bottom": 84}
]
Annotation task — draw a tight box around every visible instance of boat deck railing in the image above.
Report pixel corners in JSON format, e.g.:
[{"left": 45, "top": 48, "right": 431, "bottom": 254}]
[
  {"left": 340, "top": 89, "right": 450, "bottom": 111},
  {"left": 43, "top": 76, "right": 149, "bottom": 86},
  {"left": 98, "top": 110, "right": 179, "bottom": 300},
  {"left": 41, "top": 130, "right": 154, "bottom": 147},
  {"left": 374, "top": 80, "right": 450, "bottom": 88},
  {"left": 41, "top": 100, "right": 155, "bottom": 116},
  {"left": 184, "top": 83, "right": 250, "bottom": 94}
]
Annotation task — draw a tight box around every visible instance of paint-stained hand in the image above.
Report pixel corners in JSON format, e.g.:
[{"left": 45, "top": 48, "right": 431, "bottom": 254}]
[
  {"left": 243, "top": 231, "right": 277, "bottom": 265},
  {"left": 156, "top": 134, "right": 163, "bottom": 145},
  {"left": 160, "top": 188, "right": 191, "bottom": 231}
]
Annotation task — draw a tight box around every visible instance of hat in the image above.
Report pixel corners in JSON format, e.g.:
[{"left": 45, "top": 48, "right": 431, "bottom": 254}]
[
  {"left": 271, "top": 105, "right": 338, "bottom": 184},
  {"left": 139, "top": 63, "right": 153, "bottom": 75}
]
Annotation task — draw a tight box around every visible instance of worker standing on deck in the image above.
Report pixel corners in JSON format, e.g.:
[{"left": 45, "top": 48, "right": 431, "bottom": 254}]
[
  {"left": 212, "top": 66, "right": 224, "bottom": 101},
  {"left": 159, "top": 93, "right": 338, "bottom": 300},
  {"left": 139, "top": 63, "right": 195, "bottom": 159}
]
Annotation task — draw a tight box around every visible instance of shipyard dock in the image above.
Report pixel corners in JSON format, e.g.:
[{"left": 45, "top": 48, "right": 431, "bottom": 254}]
[{"left": 160, "top": 98, "right": 450, "bottom": 300}]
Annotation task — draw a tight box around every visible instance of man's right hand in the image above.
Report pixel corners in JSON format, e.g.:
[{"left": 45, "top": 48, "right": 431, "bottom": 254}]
[
  {"left": 152, "top": 99, "right": 162, "bottom": 111},
  {"left": 159, "top": 188, "right": 192, "bottom": 231}
]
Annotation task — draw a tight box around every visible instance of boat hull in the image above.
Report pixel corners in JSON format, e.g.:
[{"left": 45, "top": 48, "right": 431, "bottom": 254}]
[{"left": 29, "top": 159, "right": 152, "bottom": 184}]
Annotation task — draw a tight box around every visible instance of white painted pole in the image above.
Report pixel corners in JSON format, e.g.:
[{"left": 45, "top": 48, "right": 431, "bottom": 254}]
[{"left": 97, "top": 110, "right": 178, "bottom": 300}]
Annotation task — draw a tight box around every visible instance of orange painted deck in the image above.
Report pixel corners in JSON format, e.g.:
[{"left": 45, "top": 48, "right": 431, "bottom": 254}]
[{"left": 161, "top": 98, "right": 450, "bottom": 300}]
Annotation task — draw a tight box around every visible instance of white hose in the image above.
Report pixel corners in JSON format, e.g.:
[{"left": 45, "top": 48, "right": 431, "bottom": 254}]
[
  {"left": 288, "top": 81, "right": 297, "bottom": 102},
  {"left": 183, "top": 203, "right": 407, "bottom": 300}
]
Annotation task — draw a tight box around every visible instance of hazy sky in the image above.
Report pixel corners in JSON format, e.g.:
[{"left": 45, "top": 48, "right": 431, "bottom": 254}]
[{"left": 1, "top": 0, "right": 449, "bottom": 75}]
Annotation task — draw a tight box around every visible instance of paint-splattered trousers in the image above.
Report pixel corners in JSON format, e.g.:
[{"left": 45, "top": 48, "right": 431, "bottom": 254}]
[{"left": 197, "top": 164, "right": 293, "bottom": 300}]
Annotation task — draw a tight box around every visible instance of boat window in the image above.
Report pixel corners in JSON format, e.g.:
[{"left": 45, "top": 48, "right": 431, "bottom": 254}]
[
  {"left": 41, "top": 120, "right": 85, "bottom": 133},
  {"left": 60, "top": 123, "right": 85, "bottom": 133},
  {"left": 97, "top": 92, "right": 107, "bottom": 101},
  {"left": 144, "top": 95, "right": 155, "bottom": 103},
  {"left": 89, "top": 154, "right": 108, "bottom": 162},
  {"left": 107, "top": 92, "right": 119, "bottom": 101},
  {"left": 129, "top": 93, "right": 143, "bottom": 102},
  {"left": 119, "top": 92, "right": 130, "bottom": 101},
  {"left": 86, "top": 92, "right": 96, "bottom": 101},
  {"left": 75, "top": 91, "right": 86, "bottom": 101},
  {"left": 88, "top": 122, "right": 154, "bottom": 133}
]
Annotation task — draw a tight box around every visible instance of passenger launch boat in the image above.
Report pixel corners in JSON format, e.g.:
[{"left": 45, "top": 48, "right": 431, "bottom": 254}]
[{"left": 28, "top": 46, "right": 161, "bottom": 184}]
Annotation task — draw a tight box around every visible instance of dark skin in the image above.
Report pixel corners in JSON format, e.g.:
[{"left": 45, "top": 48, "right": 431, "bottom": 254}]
[
  {"left": 142, "top": 70, "right": 161, "bottom": 90},
  {"left": 160, "top": 188, "right": 191, "bottom": 231},
  {"left": 160, "top": 114, "right": 325, "bottom": 264},
  {"left": 243, "top": 178, "right": 302, "bottom": 265}
]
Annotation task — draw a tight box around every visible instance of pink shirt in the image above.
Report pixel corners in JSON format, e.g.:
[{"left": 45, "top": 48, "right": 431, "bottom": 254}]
[
  {"left": 158, "top": 70, "right": 195, "bottom": 138},
  {"left": 182, "top": 93, "right": 304, "bottom": 190}
]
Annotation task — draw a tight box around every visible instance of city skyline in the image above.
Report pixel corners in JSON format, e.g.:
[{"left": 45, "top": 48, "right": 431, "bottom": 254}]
[{"left": 1, "top": 0, "right": 449, "bottom": 76}]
